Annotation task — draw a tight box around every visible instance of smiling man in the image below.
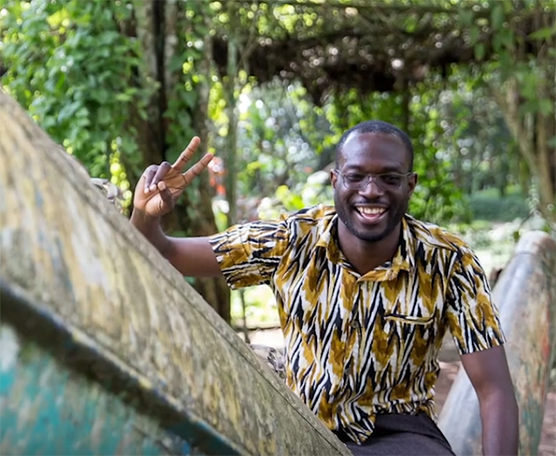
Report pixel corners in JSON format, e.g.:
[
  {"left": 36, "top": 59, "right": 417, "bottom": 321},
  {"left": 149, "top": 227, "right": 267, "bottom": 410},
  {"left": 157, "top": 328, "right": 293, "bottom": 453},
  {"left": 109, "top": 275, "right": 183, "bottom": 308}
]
[{"left": 131, "top": 120, "right": 518, "bottom": 456}]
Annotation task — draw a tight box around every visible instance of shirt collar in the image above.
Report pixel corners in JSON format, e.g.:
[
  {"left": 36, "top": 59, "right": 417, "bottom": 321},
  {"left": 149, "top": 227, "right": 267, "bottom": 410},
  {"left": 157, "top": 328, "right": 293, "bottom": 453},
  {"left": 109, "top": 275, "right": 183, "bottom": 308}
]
[
  {"left": 315, "top": 215, "right": 344, "bottom": 264},
  {"left": 316, "top": 213, "right": 416, "bottom": 276}
]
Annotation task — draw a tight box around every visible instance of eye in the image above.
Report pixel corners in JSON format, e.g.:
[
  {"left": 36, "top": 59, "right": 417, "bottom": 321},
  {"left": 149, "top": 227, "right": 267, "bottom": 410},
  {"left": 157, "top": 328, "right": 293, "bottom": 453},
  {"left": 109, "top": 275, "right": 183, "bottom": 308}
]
[
  {"left": 344, "top": 173, "right": 365, "bottom": 183},
  {"left": 380, "top": 173, "right": 403, "bottom": 186}
]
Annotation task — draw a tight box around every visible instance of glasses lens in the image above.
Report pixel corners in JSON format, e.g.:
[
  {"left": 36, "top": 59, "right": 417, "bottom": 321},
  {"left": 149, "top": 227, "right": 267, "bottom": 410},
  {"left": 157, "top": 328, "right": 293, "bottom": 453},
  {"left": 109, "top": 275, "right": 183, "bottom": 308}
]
[
  {"left": 341, "top": 172, "right": 405, "bottom": 190},
  {"left": 377, "top": 174, "right": 403, "bottom": 188},
  {"left": 342, "top": 173, "right": 367, "bottom": 189}
]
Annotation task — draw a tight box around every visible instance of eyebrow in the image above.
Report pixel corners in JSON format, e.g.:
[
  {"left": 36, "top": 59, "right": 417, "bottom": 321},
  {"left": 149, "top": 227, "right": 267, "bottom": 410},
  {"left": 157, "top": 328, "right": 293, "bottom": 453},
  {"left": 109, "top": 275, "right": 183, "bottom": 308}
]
[{"left": 342, "top": 165, "right": 405, "bottom": 173}]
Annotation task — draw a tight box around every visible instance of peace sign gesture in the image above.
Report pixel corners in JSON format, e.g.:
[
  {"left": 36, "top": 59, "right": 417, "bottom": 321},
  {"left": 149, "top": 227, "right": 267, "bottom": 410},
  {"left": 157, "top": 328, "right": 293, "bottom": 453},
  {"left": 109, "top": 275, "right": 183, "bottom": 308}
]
[{"left": 133, "top": 137, "right": 214, "bottom": 218}]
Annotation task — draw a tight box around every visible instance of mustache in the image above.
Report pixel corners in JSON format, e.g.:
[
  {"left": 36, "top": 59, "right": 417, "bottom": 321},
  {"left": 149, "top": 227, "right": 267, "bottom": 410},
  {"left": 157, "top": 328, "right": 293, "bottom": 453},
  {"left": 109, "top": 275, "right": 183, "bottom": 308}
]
[{"left": 352, "top": 198, "right": 388, "bottom": 206}]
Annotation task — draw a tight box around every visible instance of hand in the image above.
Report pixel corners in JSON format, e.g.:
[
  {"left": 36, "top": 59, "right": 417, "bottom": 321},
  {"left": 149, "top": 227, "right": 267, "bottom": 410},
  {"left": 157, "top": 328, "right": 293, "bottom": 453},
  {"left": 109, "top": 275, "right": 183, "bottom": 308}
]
[{"left": 133, "top": 137, "right": 214, "bottom": 218}]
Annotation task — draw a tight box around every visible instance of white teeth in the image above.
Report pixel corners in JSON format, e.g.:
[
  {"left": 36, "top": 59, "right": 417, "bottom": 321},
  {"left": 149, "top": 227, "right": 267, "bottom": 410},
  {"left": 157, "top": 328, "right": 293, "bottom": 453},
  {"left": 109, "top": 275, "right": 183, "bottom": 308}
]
[{"left": 359, "top": 207, "right": 385, "bottom": 215}]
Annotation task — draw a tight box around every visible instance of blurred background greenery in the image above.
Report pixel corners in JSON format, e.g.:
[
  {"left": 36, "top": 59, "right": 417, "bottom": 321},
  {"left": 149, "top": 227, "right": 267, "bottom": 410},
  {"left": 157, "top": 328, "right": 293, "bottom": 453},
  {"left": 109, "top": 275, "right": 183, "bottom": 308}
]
[{"left": 1, "top": 0, "right": 554, "bottom": 328}]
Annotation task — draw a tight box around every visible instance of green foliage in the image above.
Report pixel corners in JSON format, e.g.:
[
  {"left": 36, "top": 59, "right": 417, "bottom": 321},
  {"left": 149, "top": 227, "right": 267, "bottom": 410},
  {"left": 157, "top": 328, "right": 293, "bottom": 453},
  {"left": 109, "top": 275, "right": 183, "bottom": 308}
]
[
  {"left": 211, "top": 70, "right": 527, "bottom": 227},
  {"left": 209, "top": 80, "right": 336, "bottom": 221},
  {"left": 230, "top": 286, "right": 278, "bottom": 327},
  {"left": 467, "top": 188, "right": 530, "bottom": 223},
  {"left": 163, "top": 0, "right": 211, "bottom": 165},
  {"left": 407, "top": 85, "right": 469, "bottom": 223},
  {"left": 2, "top": 0, "right": 552, "bottom": 230},
  {"left": 1, "top": 0, "right": 152, "bottom": 181},
  {"left": 4, "top": 0, "right": 553, "bottom": 324},
  {"left": 323, "top": 84, "right": 469, "bottom": 224},
  {"left": 1, "top": 0, "right": 214, "bottom": 213}
]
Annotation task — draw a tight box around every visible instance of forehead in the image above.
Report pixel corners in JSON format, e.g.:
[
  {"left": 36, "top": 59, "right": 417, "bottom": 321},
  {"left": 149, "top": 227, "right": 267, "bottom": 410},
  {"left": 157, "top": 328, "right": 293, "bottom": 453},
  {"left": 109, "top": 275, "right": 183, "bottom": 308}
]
[{"left": 339, "top": 132, "right": 409, "bottom": 171}]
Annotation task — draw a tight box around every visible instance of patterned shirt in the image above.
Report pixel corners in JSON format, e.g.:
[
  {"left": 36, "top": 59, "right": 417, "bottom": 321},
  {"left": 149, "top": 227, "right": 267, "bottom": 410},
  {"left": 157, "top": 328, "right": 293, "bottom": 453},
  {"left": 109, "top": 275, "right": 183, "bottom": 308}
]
[{"left": 209, "top": 205, "right": 505, "bottom": 444}]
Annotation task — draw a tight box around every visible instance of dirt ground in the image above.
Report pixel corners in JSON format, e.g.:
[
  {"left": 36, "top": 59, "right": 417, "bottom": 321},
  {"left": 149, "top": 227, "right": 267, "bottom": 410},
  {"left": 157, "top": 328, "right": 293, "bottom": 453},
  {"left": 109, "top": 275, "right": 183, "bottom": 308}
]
[{"left": 247, "top": 329, "right": 556, "bottom": 455}]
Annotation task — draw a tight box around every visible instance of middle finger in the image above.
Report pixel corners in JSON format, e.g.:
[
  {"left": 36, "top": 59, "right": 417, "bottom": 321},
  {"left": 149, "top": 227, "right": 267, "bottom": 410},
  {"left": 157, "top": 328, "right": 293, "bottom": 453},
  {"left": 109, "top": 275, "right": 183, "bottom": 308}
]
[
  {"left": 172, "top": 137, "right": 201, "bottom": 172},
  {"left": 149, "top": 162, "right": 172, "bottom": 191}
]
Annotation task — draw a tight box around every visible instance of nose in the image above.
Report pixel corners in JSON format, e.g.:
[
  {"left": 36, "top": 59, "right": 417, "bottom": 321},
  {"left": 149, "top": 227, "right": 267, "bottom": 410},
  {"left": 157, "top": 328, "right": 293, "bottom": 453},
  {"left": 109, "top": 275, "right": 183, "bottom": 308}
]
[{"left": 358, "top": 176, "right": 384, "bottom": 197}]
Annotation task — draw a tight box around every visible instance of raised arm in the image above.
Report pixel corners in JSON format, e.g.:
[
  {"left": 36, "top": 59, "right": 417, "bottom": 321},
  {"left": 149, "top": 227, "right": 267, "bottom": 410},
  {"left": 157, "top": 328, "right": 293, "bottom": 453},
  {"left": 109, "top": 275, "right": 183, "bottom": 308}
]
[{"left": 130, "top": 136, "right": 222, "bottom": 278}]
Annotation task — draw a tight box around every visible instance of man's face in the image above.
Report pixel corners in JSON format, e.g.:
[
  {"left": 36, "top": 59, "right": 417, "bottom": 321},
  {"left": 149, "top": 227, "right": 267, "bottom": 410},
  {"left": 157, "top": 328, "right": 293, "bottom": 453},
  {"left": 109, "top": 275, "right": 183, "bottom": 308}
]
[{"left": 331, "top": 132, "right": 417, "bottom": 243}]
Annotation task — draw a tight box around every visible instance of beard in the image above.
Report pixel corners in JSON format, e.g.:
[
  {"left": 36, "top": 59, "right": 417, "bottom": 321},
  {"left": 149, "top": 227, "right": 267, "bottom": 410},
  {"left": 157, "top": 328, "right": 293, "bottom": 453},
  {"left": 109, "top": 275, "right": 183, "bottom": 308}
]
[{"left": 334, "top": 193, "right": 408, "bottom": 243}]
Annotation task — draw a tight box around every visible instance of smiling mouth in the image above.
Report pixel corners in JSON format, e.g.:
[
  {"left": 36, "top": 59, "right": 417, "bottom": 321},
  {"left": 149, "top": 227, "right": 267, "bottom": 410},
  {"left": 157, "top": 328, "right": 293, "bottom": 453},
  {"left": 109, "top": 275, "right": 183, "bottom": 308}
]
[{"left": 355, "top": 206, "right": 387, "bottom": 222}]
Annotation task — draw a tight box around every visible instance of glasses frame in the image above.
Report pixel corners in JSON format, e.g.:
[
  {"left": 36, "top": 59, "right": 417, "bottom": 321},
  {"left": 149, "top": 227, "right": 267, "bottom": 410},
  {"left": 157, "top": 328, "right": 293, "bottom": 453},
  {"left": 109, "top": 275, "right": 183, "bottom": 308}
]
[{"left": 333, "top": 170, "right": 414, "bottom": 191}]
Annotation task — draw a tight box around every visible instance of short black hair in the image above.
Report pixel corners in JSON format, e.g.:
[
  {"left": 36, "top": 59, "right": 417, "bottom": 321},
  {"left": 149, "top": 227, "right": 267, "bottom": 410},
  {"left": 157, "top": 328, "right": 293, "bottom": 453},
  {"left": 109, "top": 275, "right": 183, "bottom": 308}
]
[{"left": 335, "top": 120, "right": 414, "bottom": 171}]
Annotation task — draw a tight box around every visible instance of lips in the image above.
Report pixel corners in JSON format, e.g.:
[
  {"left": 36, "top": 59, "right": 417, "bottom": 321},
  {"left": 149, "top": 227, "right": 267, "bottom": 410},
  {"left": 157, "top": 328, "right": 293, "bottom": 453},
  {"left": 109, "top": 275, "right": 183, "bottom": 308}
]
[{"left": 355, "top": 205, "right": 387, "bottom": 223}]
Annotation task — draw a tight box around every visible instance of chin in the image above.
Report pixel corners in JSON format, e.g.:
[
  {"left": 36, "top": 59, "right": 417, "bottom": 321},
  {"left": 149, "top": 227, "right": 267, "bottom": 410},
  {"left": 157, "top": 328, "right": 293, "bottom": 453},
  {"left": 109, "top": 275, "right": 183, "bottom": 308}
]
[
  {"left": 357, "top": 230, "right": 390, "bottom": 243},
  {"left": 353, "top": 218, "right": 398, "bottom": 243},
  {"left": 346, "top": 222, "right": 388, "bottom": 243}
]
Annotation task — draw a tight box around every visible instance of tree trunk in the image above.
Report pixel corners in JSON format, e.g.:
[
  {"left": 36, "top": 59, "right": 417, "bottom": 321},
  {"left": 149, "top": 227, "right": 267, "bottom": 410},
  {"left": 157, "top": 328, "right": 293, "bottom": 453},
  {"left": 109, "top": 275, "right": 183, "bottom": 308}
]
[
  {"left": 491, "top": 82, "right": 555, "bottom": 223},
  {"left": 124, "top": 0, "right": 231, "bottom": 321},
  {"left": 497, "top": 156, "right": 509, "bottom": 198},
  {"left": 188, "top": 21, "right": 231, "bottom": 322},
  {"left": 223, "top": 2, "right": 239, "bottom": 228},
  {"left": 224, "top": 42, "right": 239, "bottom": 227}
]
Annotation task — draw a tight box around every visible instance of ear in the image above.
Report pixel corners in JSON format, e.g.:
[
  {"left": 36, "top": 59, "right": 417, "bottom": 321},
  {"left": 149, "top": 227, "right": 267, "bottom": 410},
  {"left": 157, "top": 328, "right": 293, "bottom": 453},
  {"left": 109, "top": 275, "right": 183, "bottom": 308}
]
[
  {"left": 330, "top": 170, "right": 338, "bottom": 189},
  {"left": 407, "top": 173, "right": 418, "bottom": 197}
]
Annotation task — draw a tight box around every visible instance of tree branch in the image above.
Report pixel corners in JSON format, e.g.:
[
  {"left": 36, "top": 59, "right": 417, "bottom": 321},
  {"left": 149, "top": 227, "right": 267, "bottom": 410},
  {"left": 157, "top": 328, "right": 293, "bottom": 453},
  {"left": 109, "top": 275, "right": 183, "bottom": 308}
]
[{"left": 163, "top": 0, "right": 179, "bottom": 103}]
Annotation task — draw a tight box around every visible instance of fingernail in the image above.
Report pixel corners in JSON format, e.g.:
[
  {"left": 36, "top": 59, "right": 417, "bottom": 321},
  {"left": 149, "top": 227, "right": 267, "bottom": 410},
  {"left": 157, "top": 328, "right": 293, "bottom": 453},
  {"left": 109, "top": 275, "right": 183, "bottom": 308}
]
[{"left": 144, "top": 187, "right": 150, "bottom": 194}]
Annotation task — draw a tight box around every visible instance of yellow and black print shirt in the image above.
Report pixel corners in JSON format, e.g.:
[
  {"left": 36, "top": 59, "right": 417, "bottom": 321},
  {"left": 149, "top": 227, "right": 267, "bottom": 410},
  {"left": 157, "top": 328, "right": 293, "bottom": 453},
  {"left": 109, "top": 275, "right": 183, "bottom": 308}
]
[{"left": 209, "top": 205, "right": 505, "bottom": 444}]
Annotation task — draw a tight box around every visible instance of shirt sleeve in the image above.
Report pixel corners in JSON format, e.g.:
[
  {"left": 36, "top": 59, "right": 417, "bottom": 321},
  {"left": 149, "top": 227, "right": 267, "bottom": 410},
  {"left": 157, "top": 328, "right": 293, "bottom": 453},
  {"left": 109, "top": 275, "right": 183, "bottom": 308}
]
[
  {"left": 208, "top": 219, "right": 290, "bottom": 289},
  {"left": 445, "top": 248, "right": 506, "bottom": 355}
]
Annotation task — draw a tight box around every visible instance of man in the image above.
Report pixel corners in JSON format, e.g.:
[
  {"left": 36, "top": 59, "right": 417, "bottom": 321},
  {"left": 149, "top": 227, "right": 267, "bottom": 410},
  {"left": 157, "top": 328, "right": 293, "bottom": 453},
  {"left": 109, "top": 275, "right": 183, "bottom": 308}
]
[{"left": 131, "top": 120, "right": 518, "bottom": 456}]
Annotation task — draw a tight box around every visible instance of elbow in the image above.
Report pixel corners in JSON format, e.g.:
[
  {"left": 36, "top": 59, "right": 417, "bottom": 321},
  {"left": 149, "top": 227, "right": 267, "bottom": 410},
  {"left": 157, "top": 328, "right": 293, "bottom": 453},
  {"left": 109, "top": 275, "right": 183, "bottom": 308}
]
[
  {"left": 160, "top": 238, "right": 178, "bottom": 262},
  {"left": 479, "top": 385, "right": 519, "bottom": 420}
]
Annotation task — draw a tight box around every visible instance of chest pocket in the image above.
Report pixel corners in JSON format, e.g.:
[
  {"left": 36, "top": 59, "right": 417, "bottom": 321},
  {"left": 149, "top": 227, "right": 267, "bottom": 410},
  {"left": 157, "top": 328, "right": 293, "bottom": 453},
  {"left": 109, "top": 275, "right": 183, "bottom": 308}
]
[
  {"left": 382, "top": 274, "right": 435, "bottom": 326},
  {"left": 380, "top": 287, "right": 436, "bottom": 377},
  {"left": 384, "top": 313, "right": 433, "bottom": 326}
]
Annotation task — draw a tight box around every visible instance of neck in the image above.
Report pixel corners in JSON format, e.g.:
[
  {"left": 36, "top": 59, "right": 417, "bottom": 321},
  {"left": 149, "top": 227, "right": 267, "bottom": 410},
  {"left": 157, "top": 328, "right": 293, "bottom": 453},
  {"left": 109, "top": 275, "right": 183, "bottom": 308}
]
[{"left": 337, "top": 222, "right": 402, "bottom": 275}]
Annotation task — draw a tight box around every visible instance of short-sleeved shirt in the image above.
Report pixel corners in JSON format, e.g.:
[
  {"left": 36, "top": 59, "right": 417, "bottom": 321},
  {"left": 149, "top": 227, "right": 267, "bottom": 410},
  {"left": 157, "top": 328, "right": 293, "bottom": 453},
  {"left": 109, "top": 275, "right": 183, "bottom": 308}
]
[{"left": 209, "top": 205, "right": 505, "bottom": 444}]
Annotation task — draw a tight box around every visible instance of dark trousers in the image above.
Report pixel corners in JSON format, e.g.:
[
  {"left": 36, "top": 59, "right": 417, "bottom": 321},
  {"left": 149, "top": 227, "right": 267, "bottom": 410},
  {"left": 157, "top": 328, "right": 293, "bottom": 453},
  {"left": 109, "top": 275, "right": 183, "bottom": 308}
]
[{"left": 335, "top": 413, "right": 455, "bottom": 456}]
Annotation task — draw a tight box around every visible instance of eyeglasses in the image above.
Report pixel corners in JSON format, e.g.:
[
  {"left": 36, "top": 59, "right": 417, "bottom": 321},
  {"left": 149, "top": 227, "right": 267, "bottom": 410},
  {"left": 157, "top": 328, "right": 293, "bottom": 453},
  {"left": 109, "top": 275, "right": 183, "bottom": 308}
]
[{"left": 333, "top": 170, "right": 413, "bottom": 190}]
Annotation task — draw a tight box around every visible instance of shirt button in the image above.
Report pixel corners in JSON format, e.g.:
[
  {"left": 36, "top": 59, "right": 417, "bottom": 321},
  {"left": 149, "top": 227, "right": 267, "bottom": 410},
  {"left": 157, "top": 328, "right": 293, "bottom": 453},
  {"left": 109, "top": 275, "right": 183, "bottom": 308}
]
[{"left": 350, "top": 321, "right": 358, "bottom": 329}]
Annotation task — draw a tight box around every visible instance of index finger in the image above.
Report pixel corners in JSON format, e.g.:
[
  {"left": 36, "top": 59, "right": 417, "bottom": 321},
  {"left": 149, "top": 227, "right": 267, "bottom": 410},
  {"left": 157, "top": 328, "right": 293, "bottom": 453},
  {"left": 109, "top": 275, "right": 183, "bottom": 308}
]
[
  {"left": 172, "top": 136, "right": 201, "bottom": 172},
  {"left": 182, "top": 153, "right": 214, "bottom": 187}
]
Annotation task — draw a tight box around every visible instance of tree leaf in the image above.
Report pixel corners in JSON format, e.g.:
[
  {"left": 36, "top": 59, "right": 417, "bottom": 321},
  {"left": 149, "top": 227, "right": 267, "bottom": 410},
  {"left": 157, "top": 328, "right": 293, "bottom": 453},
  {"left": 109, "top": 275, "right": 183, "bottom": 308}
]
[
  {"left": 491, "top": 4, "right": 504, "bottom": 30},
  {"left": 469, "top": 26, "right": 480, "bottom": 45},
  {"left": 548, "top": 136, "right": 556, "bottom": 148},
  {"left": 474, "top": 43, "right": 485, "bottom": 61},
  {"left": 529, "top": 25, "right": 556, "bottom": 40},
  {"left": 460, "top": 9, "right": 474, "bottom": 27}
]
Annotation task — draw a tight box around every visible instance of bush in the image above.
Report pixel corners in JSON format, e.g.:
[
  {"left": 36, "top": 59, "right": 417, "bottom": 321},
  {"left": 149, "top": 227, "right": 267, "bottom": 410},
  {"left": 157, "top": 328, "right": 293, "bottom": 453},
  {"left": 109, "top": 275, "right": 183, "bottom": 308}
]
[{"left": 466, "top": 189, "right": 530, "bottom": 223}]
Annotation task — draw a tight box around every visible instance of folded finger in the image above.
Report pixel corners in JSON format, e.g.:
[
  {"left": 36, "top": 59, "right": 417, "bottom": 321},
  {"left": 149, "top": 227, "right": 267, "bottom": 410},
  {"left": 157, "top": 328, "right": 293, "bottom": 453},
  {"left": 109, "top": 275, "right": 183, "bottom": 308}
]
[
  {"left": 157, "top": 181, "right": 173, "bottom": 204},
  {"left": 152, "top": 162, "right": 172, "bottom": 187},
  {"left": 143, "top": 165, "right": 158, "bottom": 193}
]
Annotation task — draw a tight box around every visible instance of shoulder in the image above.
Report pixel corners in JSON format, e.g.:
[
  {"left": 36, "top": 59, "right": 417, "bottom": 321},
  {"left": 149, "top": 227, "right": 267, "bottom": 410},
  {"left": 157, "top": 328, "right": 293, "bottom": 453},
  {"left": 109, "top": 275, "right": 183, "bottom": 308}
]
[
  {"left": 216, "top": 205, "right": 335, "bottom": 241},
  {"left": 272, "top": 204, "right": 336, "bottom": 247},
  {"left": 406, "top": 215, "right": 474, "bottom": 257},
  {"left": 282, "top": 204, "right": 336, "bottom": 227}
]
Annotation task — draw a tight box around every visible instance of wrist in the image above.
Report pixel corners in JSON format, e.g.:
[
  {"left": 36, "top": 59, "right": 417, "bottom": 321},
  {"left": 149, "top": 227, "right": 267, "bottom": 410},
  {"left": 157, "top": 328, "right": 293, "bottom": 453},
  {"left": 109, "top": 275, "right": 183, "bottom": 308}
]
[{"left": 130, "top": 207, "right": 160, "bottom": 227}]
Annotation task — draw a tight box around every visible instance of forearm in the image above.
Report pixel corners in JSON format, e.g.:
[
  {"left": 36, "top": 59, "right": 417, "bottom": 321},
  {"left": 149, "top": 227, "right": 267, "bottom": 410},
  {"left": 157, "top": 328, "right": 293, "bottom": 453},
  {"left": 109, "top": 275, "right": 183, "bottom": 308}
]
[
  {"left": 479, "top": 390, "right": 519, "bottom": 456},
  {"left": 130, "top": 209, "right": 172, "bottom": 257}
]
